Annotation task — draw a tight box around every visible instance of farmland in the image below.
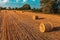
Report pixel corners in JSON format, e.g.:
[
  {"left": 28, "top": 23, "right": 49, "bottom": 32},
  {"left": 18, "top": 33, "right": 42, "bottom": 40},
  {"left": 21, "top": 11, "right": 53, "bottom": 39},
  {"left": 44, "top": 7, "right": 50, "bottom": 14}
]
[{"left": 0, "top": 10, "right": 60, "bottom": 40}]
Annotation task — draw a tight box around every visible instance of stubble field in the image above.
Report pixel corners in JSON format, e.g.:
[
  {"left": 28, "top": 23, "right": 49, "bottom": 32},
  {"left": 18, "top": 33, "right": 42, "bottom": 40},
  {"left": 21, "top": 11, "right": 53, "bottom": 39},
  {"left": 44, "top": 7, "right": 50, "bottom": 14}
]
[{"left": 0, "top": 10, "right": 60, "bottom": 40}]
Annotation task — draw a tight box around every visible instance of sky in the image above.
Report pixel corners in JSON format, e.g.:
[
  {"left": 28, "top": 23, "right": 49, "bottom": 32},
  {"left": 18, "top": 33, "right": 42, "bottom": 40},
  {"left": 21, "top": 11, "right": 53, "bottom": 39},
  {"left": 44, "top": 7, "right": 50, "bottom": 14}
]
[{"left": 0, "top": 0, "right": 40, "bottom": 8}]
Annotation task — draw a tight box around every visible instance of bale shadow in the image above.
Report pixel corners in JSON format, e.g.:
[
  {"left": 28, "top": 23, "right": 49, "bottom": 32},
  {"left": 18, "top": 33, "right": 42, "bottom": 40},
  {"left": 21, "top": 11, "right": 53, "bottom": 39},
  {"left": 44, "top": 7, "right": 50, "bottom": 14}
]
[
  {"left": 36, "top": 18, "right": 45, "bottom": 20},
  {"left": 38, "top": 18, "right": 45, "bottom": 20},
  {"left": 52, "top": 26, "right": 60, "bottom": 32}
]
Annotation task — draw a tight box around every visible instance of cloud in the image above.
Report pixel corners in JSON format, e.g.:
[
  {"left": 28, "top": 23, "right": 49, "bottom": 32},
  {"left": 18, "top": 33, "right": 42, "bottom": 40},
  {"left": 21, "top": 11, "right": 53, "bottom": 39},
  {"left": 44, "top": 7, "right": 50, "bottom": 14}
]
[
  {"left": 2, "top": 0, "right": 8, "bottom": 3},
  {"left": 16, "top": 0, "right": 19, "bottom": 2},
  {"left": 0, "top": 0, "right": 9, "bottom": 4},
  {"left": 32, "top": 0, "right": 35, "bottom": 2},
  {"left": 0, "top": 0, "right": 9, "bottom": 3},
  {"left": 23, "top": 0, "right": 27, "bottom": 3}
]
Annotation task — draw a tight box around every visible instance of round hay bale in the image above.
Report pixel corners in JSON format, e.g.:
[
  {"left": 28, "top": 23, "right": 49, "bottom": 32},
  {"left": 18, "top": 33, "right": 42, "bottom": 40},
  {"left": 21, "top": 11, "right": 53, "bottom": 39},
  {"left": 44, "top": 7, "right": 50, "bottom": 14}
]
[
  {"left": 39, "top": 22, "right": 53, "bottom": 32},
  {"left": 33, "top": 15, "right": 38, "bottom": 20}
]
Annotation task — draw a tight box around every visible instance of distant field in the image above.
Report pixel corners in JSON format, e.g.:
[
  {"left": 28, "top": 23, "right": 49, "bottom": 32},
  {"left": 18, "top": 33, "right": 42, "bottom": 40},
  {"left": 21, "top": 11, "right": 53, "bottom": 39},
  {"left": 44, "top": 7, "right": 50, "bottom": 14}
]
[{"left": 0, "top": 10, "right": 60, "bottom": 40}]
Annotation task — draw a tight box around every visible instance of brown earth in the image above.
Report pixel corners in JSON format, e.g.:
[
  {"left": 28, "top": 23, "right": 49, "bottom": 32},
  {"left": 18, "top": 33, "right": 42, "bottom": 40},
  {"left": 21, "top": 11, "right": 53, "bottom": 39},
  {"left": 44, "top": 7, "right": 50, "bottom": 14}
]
[{"left": 0, "top": 10, "right": 60, "bottom": 40}]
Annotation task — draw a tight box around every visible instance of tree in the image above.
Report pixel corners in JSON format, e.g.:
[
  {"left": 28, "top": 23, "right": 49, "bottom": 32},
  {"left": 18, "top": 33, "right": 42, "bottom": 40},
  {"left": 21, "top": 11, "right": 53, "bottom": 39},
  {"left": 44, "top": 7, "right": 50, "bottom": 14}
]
[
  {"left": 22, "top": 4, "right": 31, "bottom": 10},
  {"left": 0, "top": 7, "right": 2, "bottom": 10},
  {"left": 32, "top": 8, "right": 41, "bottom": 12},
  {"left": 3, "top": 7, "right": 6, "bottom": 9},
  {"left": 52, "top": 0, "right": 60, "bottom": 13},
  {"left": 0, "top": 7, "right": 6, "bottom": 10},
  {"left": 40, "top": 0, "right": 60, "bottom": 13},
  {"left": 15, "top": 7, "right": 18, "bottom": 10},
  {"left": 9, "top": 7, "right": 11, "bottom": 10}
]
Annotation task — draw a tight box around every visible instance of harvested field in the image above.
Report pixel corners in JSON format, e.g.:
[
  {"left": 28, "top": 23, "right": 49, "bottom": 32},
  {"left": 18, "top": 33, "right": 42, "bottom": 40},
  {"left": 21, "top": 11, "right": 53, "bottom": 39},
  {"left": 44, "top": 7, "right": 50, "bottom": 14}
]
[{"left": 0, "top": 10, "right": 60, "bottom": 40}]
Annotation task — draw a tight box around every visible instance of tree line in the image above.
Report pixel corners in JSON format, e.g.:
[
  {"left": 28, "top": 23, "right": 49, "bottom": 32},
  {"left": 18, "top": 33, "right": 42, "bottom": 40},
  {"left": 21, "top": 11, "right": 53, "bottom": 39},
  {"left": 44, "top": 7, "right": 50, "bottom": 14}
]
[
  {"left": 0, "top": 4, "right": 31, "bottom": 10},
  {"left": 0, "top": 4, "right": 41, "bottom": 12},
  {"left": 0, "top": 0, "right": 60, "bottom": 13}
]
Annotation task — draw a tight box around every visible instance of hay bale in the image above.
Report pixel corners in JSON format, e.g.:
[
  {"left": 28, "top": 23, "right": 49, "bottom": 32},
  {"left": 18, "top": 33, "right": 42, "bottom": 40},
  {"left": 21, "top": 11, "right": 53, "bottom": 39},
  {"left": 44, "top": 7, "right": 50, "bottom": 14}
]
[
  {"left": 33, "top": 15, "right": 38, "bottom": 20},
  {"left": 39, "top": 22, "right": 53, "bottom": 32},
  {"left": 22, "top": 11, "right": 24, "bottom": 13}
]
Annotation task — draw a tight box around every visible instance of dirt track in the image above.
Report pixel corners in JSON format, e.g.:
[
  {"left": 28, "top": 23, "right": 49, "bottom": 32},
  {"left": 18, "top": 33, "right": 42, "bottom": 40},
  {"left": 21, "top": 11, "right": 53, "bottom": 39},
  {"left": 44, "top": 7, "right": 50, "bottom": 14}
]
[{"left": 0, "top": 10, "right": 60, "bottom": 40}]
